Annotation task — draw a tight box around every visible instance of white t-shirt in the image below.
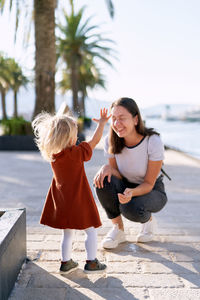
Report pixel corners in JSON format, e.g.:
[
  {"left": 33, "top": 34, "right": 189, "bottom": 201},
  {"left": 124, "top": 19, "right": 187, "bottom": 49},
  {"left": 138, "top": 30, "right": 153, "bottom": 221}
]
[{"left": 104, "top": 134, "right": 164, "bottom": 184}]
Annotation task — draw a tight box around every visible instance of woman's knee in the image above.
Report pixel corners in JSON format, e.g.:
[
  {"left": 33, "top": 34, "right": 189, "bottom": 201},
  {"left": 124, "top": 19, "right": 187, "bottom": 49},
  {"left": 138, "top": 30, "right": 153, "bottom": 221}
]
[
  {"left": 147, "top": 191, "right": 168, "bottom": 213},
  {"left": 104, "top": 175, "right": 123, "bottom": 187},
  {"left": 96, "top": 175, "right": 124, "bottom": 194},
  {"left": 95, "top": 176, "right": 112, "bottom": 203},
  {"left": 96, "top": 176, "right": 124, "bottom": 219}
]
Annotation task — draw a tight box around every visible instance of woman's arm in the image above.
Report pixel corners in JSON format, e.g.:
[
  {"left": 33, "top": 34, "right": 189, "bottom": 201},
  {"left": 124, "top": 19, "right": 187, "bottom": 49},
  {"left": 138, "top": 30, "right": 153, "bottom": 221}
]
[
  {"left": 109, "top": 157, "right": 122, "bottom": 179},
  {"left": 118, "top": 160, "right": 163, "bottom": 204},
  {"left": 94, "top": 157, "right": 122, "bottom": 189}
]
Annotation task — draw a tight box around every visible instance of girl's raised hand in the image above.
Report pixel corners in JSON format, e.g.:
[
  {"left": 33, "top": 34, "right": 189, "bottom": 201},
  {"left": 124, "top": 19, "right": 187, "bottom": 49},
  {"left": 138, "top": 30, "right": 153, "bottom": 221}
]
[{"left": 92, "top": 108, "right": 111, "bottom": 125}]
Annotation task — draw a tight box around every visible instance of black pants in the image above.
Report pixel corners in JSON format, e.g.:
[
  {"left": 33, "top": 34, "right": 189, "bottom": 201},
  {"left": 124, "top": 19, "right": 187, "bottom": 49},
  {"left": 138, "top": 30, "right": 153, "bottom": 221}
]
[{"left": 96, "top": 175, "right": 168, "bottom": 223}]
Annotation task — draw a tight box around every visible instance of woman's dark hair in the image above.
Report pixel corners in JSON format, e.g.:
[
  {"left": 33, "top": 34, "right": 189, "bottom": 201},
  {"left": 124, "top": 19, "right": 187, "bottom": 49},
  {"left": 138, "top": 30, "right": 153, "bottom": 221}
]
[{"left": 109, "top": 97, "right": 159, "bottom": 154}]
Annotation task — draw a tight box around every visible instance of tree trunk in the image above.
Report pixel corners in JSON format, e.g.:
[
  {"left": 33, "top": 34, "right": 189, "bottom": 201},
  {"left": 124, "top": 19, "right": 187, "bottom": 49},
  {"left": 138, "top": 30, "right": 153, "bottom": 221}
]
[
  {"left": 80, "top": 91, "right": 86, "bottom": 117},
  {"left": 13, "top": 90, "right": 18, "bottom": 118},
  {"left": 1, "top": 89, "right": 7, "bottom": 120},
  {"left": 33, "top": 0, "right": 56, "bottom": 119},
  {"left": 71, "top": 64, "right": 79, "bottom": 115}
]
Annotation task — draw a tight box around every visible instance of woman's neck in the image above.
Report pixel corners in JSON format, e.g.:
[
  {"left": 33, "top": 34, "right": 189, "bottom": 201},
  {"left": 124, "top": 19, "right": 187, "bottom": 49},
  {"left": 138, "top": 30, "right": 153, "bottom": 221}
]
[{"left": 124, "top": 132, "right": 144, "bottom": 147}]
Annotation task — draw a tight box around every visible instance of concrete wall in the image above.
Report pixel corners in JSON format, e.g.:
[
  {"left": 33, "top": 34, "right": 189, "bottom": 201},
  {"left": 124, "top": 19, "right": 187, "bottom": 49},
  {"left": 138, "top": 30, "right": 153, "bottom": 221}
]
[{"left": 0, "top": 209, "right": 26, "bottom": 300}]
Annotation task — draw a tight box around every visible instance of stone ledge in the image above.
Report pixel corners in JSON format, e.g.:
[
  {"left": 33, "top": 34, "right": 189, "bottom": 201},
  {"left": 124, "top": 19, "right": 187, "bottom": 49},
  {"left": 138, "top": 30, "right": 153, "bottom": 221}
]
[
  {"left": 0, "top": 208, "right": 26, "bottom": 300},
  {"left": 0, "top": 136, "right": 38, "bottom": 151}
]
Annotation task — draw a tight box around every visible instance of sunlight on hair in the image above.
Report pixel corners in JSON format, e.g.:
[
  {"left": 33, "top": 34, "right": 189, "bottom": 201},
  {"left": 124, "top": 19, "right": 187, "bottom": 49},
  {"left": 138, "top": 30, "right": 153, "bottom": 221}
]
[{"left": 32, "top": 112, "right": 77, "bottom": 162}]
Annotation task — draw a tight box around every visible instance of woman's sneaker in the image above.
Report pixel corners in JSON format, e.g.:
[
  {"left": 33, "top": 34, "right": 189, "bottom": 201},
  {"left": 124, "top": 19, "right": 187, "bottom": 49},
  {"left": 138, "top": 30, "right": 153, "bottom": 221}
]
[
  {"left": 101, "top": 224, "right": 126, "bottom": 249},
  {"left": 59, "top": 259, "right": 78, "bottom": 274},
  {"left": 136, "top": 216, "right": 157, "bottom": 243},
  {"left": 84, "top": 258, "right": 107, "bottom": 274}
]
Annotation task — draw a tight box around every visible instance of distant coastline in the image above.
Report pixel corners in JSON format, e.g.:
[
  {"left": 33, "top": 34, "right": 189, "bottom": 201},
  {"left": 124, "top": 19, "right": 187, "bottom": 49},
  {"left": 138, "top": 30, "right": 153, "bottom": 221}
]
[
  {"left": 1, "top": 88, "right": 200, "bottom": 160},
  {"left": 164, "top": 144, "right": 200, "bottom": 163}
]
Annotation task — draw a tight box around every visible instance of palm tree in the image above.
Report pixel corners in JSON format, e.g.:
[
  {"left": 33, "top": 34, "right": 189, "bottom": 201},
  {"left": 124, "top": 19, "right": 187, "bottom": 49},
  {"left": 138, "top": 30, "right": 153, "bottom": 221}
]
[
  {"left": 58, "top": 57, "right": 106, "bottom": 117},
  {"left": 0, "top": 0, "right": 114, "bottom": 119},
  {"left": 8, "top": 59, "right": 29, "bottom": 118},
  {"left": 33, "top": 0, "right": 56, "bottom": 118},
  {"left": 58, "top": 69, "right": 71, "bottom": 95},
  {"left": 0, "top": 55, "right": 29, "bottom": 119},
  {"left": 78, "top": 58, "right": 106, "bottom": 117},
  {"left": 105, "top": 0, "right": 114, "bottom": 18},
  {"left": 0, "top": 0, "right": 57, "bottom": 118},
  {"left": 57, "top": 4, "right": 115, "bottom": 115},
  {"left": 0, "top": 55, "right": 10, "bottom": 119}
]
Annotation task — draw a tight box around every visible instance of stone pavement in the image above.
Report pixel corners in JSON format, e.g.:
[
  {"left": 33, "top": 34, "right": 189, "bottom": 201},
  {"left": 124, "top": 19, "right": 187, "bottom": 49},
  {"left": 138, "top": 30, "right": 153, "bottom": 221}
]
[{"left": 1, "top": 132, "right": 200, "bottom": 299}]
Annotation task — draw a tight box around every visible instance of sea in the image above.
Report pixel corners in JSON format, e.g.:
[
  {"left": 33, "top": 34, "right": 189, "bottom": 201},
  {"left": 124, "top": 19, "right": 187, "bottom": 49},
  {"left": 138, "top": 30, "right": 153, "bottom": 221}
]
[
  {"left": 145, "top": 118, "right": 200, "bottom": 160},
  {"left": 1, "top": 88, "right": 200, "bottom": 160}
]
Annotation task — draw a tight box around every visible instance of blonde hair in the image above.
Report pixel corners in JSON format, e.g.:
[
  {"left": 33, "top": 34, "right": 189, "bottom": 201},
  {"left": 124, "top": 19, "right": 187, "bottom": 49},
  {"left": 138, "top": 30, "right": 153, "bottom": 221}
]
[{"left": 32, "top": 112, "right": 77, "bottom": 162}]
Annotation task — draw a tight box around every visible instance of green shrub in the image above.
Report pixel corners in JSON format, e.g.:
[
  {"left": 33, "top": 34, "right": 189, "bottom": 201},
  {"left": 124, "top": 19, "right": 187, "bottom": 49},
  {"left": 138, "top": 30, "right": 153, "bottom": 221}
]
[
  {"left": 78, "top": 116, "right": 92, "bottom": 129},
  {"left": 77, "top": 117, "right": 84, "bottom": 133},
  {"left": 0, "top": 117, "right": 33, "bottom": 136}
]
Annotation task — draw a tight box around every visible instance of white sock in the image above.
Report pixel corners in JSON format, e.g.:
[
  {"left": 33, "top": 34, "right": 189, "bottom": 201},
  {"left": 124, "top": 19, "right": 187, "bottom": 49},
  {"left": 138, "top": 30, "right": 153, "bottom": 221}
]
[
  {"left": 61, "top": 229, "right": 74, "bottom": 262},
  {"left": 84, "top": 227, "right": 97, "bottom": 261}
]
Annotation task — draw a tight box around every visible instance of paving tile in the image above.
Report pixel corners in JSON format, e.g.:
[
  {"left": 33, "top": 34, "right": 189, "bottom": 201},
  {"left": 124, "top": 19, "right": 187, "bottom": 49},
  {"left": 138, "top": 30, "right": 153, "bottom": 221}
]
[
  {"left": 9, "top": 288, "right": 68, "bottom": 300},
  {"left": 148, "top": 288, "right": 200, "bottom": 300},
  {"left": 141, "top": 261, "right": 200, "bottom": 274},
  {"left": 2, "top": 147, "right": 200, "bottom": 300}
]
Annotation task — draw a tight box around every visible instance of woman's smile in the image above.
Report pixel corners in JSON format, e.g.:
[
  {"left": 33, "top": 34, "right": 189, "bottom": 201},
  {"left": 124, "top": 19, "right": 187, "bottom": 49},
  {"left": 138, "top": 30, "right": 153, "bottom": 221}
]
[
  {"left": 111, "top": 106, "right": 135, "bottom": 138},
  {"left": 115, "top": 127, "right": 126, "bottom": 136}
]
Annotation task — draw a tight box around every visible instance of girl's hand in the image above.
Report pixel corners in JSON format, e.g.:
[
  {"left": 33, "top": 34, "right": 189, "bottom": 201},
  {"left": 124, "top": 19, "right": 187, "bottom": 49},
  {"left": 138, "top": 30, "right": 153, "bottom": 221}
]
[
  {"left": 92, "top": 108, "right": 111, "bottom": 125},
  {"left": 118, "top": 188, "right": 133, "bottom": 204},
  {"left": 94, "top": 164, "right": 112, "bottom": 189}
]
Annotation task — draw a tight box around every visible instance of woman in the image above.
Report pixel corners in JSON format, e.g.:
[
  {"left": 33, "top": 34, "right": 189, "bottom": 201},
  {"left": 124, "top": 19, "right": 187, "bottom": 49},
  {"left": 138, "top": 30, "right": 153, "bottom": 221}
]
[{"left": 94, "top": 97, "right": 168, "bottom": 249}]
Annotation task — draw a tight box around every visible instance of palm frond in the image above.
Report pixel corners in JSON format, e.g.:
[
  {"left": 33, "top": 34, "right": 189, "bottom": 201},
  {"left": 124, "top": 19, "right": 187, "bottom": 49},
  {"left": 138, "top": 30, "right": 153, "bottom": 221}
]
[
  {"left": 105, "top": 0, "right": 114, "bottom": 18},
  {"left": 57, "top": 1, "right": 117, "bottom": 114}
]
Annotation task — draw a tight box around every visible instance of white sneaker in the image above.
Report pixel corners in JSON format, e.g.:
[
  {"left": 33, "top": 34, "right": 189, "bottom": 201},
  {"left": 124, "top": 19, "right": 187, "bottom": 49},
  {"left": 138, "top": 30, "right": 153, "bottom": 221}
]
[
  {"left": 101, "top": 224, "right": 126, "bottom": 249},
  {"left": 136, "top": 217, "right": 157, "bottom": 243}
]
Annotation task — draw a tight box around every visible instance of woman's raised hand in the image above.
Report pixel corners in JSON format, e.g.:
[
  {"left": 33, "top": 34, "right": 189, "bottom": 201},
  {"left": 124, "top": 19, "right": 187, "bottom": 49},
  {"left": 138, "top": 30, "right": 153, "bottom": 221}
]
[{"left": 94, "top": 164, "right": 112, "bottom": 189}]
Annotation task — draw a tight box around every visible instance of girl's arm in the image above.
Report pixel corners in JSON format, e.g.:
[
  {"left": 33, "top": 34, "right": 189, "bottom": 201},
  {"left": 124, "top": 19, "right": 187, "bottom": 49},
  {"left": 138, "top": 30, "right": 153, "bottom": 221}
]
[
  {"left": 118, "top": 160, "right": 163, "bottom": 204},
  {"left": 88, "top": 108, "right": 111, "bottom": 150},
  {"left": 94, "top": 157, "right": 122, "bottom": 189}
]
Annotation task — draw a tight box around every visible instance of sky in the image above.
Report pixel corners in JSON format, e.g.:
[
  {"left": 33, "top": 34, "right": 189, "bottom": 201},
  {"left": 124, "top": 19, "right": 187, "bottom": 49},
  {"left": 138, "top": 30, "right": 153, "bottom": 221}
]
[{"left": 0, "top": 0, "right": 200, "bottom": 110}]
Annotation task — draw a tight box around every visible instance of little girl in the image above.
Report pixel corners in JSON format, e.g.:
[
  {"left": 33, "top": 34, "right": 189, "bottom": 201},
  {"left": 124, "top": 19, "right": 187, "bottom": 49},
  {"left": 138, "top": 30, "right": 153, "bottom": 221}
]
[{"left": 32, "top": 108, "right": 110, "bottom": 274}]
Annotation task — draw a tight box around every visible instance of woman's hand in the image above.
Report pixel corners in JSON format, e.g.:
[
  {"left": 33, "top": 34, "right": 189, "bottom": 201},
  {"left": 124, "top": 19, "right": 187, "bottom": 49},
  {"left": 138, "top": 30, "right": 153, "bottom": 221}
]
[
  {"left": 94, "top": 164, "right": 112, "bottom": 189},
  {"left": 118, "top": 188, "right": 133, "bottom": 204}
]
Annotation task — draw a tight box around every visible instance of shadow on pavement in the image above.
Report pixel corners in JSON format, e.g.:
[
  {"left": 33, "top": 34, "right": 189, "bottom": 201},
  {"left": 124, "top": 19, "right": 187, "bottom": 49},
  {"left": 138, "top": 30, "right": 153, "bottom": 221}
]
[
  {"left": 104, "top": 241, "right": 200, "bottom": 288},
  {"left": 62, "top": 271, "right": 140, "bottom": 300},
  {"left": 9, "top": 261, "right": 140, "bottom": 300}
]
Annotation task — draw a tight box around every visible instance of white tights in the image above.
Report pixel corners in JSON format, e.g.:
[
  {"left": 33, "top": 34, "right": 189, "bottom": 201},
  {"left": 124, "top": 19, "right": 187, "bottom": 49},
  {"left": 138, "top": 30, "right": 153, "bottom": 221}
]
[{"left": 61, "top": 227, "right": 97, "bottom": 262}]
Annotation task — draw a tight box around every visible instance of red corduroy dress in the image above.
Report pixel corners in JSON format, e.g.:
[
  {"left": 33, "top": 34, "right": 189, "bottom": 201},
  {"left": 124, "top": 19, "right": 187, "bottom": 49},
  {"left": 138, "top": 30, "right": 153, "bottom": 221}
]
[{"left": 40, "top": 142, "right": 102, "bottom": 229}]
